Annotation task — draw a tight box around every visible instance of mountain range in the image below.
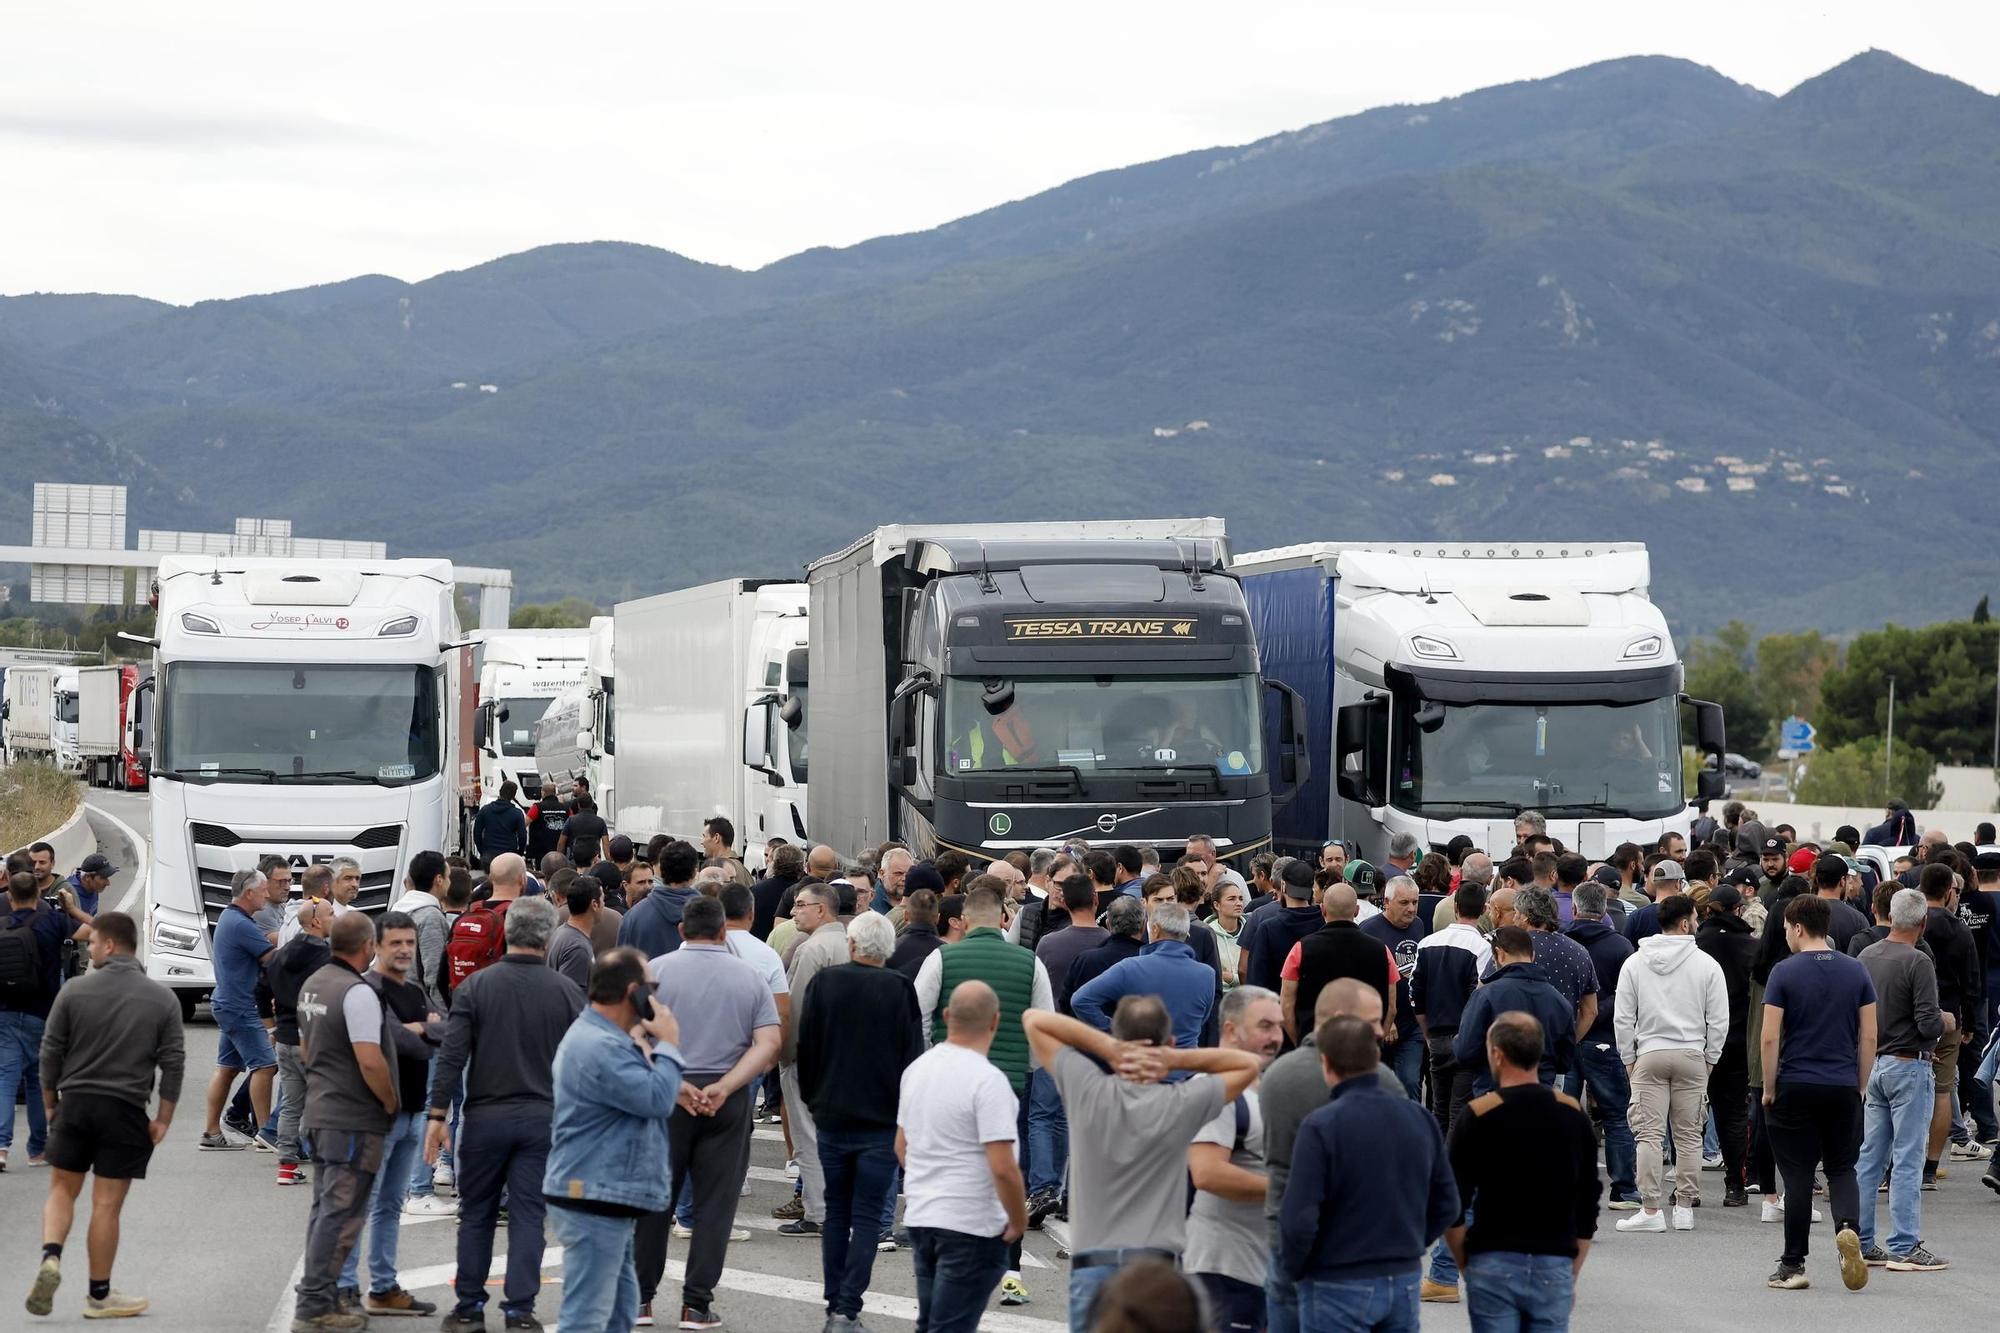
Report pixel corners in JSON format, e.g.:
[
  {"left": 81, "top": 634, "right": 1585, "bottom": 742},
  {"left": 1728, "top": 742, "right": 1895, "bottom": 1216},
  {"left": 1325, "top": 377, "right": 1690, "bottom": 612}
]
[{"left": 2, "top": 49, "right": 1997, "bottom": 636}]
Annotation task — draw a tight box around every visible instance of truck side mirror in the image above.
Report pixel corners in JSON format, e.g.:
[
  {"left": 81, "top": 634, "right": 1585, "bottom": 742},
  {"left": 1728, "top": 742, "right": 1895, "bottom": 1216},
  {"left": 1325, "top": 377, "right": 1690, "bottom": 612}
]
[
  {"left": 575, "top": 728, "right": 594, "bottom": 753},
  {"left": 1265, "top": 680, "right": 1310, "bottom": 801},
  {"left": 473, "top": 705, "right": 489, "bottom": 750},
  {"left": 1690, "top": 698, "right": 1727, "bottom": 754},
  {"left": 1335, "top": 696, "right": 1388, "bottom": 807},
  {"left": 1696, "top": 765, "right": 1726, "bottom": 803},
  {"left": 743, "top": 703, "right": 773, "bottom": 772}
]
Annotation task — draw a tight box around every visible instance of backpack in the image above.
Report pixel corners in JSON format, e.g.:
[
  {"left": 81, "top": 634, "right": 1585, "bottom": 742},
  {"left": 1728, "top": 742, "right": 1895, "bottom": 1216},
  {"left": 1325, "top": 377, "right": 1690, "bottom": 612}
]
[
  {"left": 0, "top": 908, "right": 49, "bottom": 1008},
  {"left": 445, "top": 898, "right": 512, "bottom": 994}
]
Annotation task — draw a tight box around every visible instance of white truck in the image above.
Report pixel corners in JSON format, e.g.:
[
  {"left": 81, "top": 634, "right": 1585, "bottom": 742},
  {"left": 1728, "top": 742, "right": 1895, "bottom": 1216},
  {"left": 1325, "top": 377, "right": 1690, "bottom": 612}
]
[
  {"left": 1232, "top": 542, "right": 1725, "bottom": 864},
  {"left": 53, "top": 668, "right": 81, "bottom": 773},
  {"left": 533, "top": 615, "right": 616, "bottom": 821},
  {"left": 470, "top": 628, "right": 591, "bottom": 814},
  {"left": 144, "top": 556, "right": 466, "bottom": 1015},
  {"left": 614, "top": 581, "right": 808, "bottom": 864},
  {"left": 3, "top": 666, "right": 59, "bottom": 766}
]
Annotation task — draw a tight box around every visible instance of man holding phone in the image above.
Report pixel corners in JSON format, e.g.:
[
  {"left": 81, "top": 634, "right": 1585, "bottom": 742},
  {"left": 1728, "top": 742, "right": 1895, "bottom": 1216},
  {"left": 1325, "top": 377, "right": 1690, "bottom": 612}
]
[{"left": 636, "top": 896, "right": 783, "bottom": 1330}]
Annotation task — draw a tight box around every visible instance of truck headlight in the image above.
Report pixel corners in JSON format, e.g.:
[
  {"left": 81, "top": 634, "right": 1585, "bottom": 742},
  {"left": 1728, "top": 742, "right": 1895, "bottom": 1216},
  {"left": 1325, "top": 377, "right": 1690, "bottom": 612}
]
[
  {"left": 1622, "top": 635, "right": 1663, "bottom": 660},
  {"left": 378, "top": 616, "right": 419, "bottom": 637},
  {"left": 180, "top": 613, "right": 221, "bottom": 635},
  {"left": 152, "top": 921, "right": 202, "bottom": 952},
  {"left": 1410, "top": 635, "right": 1459, "bottom": 660}
]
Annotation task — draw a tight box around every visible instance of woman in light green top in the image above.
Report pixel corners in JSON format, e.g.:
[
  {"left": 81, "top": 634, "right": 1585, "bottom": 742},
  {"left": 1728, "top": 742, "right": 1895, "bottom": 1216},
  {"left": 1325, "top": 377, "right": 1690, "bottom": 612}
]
[{"left": 1210, "top": 881, "right": 1249, "bottom": 990}]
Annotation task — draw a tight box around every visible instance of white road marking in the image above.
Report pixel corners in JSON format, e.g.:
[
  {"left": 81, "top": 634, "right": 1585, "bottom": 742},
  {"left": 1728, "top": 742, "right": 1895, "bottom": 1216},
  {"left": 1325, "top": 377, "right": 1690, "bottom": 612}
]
[
  {"left": 86, "top": 794, "right": 151, "bottom": 918},
  {"left": 262, "top": 1250, "right": 308, "bottom": 1333}
]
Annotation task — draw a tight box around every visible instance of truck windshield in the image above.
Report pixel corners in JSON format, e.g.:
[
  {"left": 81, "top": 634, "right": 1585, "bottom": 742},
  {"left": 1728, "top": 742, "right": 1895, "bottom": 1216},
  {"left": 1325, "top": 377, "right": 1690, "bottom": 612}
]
[
  {"left": 1395, "top": 694, "right": 1683, "bottom": 818},
  {"left": 159, "top": 662, "right": 440, "bottom": 784},
  {"left": 57, "top": 693, "right": 78, "bottom": 725},
  {"left": 942, "top": 675, "right": 1263, "bottom": 775},
  {"left": 496, "top": 696, "right": 554, "bottom": 757}
]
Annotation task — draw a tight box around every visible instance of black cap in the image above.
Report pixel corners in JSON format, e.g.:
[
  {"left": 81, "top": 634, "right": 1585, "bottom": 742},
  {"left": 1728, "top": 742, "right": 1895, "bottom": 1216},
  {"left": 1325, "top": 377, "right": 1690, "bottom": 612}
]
[
  {"left": 1724, "top": 865, "right": 1761, "bottom": 888},
  {"left": 1972, "top": 851, "right": 2000, "bottom": 875},
  {"left": 1280, "top": 859, "right": 1316, "bottom": 894},
  {"left": 904, "top": 863, "right": 947, "bottom": 896},
  {"left": 1591, "top": 865, "right": 1621, "bottom": 889},
  {"left": 607, "top": 835, "right": 634, "bottom": 861},
  {"left": 1708, "top": 885, "right": 1743, "bottom": 914},
  {"left": 78, "top": 853, "right": 118, "bottom": 877},
  {"left": 1760, "top": 837, "right": 1785, "bottom": 855}
]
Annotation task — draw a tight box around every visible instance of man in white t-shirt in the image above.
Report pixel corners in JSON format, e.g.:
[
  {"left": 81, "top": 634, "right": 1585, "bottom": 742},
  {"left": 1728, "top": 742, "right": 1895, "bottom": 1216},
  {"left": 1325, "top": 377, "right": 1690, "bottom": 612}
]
[
  {"left": 896, "top": 981, "right": 1027, "bottom": 1333},
  {"left": 1188, "top": 985, "right": 1285, "bottom": 1333}
]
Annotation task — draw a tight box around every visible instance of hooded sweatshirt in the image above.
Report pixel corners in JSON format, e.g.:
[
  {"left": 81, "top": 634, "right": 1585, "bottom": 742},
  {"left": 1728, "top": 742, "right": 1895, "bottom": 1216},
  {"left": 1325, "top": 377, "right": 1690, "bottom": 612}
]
[
  {"left": 390, "top": 887, "right": 452, "bottom": 1011},
  {"left": 1613, "top": 932, "right": 1729, "bottom": 1066}
]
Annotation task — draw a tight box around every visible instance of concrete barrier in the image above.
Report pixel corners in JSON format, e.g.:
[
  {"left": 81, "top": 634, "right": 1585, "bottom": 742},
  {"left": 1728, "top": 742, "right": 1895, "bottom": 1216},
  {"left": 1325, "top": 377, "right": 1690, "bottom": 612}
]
[{"left": 11, "top": 787, "right": 93, "bottom": 870}]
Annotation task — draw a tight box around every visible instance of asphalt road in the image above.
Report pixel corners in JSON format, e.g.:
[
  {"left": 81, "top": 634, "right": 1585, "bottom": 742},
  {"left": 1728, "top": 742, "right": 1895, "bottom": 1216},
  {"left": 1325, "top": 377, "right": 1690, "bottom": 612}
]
[{"left": 0, "top": 790, "right": 1991, "bottom": 1330}]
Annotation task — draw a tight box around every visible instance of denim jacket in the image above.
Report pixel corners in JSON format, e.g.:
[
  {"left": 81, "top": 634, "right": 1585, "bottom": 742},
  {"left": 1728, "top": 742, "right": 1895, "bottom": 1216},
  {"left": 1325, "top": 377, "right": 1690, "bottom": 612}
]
[{"left": 542, "top": 1008, "right": 685, "bottom": 1212}]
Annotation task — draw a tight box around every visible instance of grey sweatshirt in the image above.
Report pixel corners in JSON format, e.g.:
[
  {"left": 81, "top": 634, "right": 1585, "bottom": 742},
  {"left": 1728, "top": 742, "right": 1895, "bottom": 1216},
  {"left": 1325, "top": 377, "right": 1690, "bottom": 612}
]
[
  {"left": 41, "top": 953, "right": 185, "bottom": 1109},
  {"left": 1856, "top": 938, "right": 1942, "bottom": 1058}
]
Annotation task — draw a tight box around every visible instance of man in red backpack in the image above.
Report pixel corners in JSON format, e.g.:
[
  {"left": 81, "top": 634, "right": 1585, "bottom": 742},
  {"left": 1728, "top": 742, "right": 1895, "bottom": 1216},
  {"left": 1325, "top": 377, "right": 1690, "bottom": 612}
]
[{"left": 445, "top": 855, "right": 527, "bottom": 996}]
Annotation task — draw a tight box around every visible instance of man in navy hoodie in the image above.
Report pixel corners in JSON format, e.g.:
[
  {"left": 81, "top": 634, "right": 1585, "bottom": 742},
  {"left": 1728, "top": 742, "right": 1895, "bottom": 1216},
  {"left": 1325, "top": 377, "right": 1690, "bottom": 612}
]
[
  {"left": 1453, "top": 928, "right": 1577, "bottom": 1091},
  {"left": 1279, "top": 1015, "right": 1458, "bottom": 1329},
  {"left": 1563, "top": 882, "right": 1639, "bottom": 1209},
  {"left": 618, "top": 841, "right": 701, "bottom": 959}
]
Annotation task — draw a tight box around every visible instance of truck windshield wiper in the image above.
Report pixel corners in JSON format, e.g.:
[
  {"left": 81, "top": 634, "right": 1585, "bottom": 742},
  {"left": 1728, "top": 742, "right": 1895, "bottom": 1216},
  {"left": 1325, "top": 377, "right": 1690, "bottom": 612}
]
[
  {"left": 963, "top": 765, "right": 1086, "bottom": 791},
  {"left": 158, "top": 766, "right": 281, "bottom": 783},
  {"left": 1413, "top": 799, "right": 1525, "bottom": 814},
  {"left": 273, "top": 770, "right": 388, "bottom": 784},
  {"left": 1536, "top": 802, "right": 1642, "bottom": 818}
]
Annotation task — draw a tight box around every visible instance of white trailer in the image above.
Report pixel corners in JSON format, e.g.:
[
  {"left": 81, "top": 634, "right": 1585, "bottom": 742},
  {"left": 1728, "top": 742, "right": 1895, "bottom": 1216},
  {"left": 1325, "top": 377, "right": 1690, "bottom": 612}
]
[
  {"left": 144, "top": 556, "right": 464, "bottom": 1015},
  {"left": 614, "top": 581, "right": 808, "bottom": 866},
  {"left": 3, "top": 666, "right": 59, "bottom": 765},
  {"left": 534, "top": 616, "right": 615, "bottom": 821}
]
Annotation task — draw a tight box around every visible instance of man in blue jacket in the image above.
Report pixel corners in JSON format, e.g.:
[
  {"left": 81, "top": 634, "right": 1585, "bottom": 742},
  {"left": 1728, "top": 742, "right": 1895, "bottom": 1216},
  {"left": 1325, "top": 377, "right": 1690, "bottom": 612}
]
[
  {"left": 471, "top": 781, "right": 529, "bottom": 867},
  {"left": 1279, "top": 1015, "right": 1458, "bottom": 1329},
  {"left": 544, "top": 948, "right": 685, "bottom": 1333},
  {"left": 1453, "top": 928, "right": 1577, "bottom": 1091},
  {"left": 1071, "top": 903, "right": 1215, "bottom": 1050},
  {"left": 1242, "top": 861, "right": 1325, "bottom": 995}
]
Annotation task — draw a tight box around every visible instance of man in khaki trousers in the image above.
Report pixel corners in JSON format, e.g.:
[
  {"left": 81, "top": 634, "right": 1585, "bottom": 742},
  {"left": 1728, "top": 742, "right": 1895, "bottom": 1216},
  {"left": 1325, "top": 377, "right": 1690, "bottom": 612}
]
[{"left": 1613, "top": 893, "right": 1730, "bottom": 1234}]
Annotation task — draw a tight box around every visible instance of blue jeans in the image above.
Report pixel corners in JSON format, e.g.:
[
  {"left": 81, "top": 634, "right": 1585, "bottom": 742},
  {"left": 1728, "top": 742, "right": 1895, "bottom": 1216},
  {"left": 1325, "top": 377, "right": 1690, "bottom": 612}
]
[
  {"left": 1385, "top": 1036, "right": 1424, "bottom": 1102},
  {"left": 1299, "top": 1272, "right": 1419, "bottom": 1332},
  {"left": 453, "top": 1113, "right": 550, "bottom": 1319},
  {"left": 405, "top": 1064, "right": 453, "bottom": 1197},
  {"left": 1027, "top": 1067, "right": 1068, "bottom": 1196},
  {"left": 0, "top": 1010, "right": 48, "bottom": 1156},
  {"left": 1565, "top": 1039, "right": 1636, "bottom": 1199},
  {"left": 1265, "top": 1246, "right": 1300, "bottom": 1333},
  {"left": 1197, "top": 1273, "right": 1265, "bottom": 1333},
  {"left": 340, "top": 1111, "right": 423, "bottom": 1294},
  {"left": 550, "top": 1205, "right": 641, "bottom": 1333},
  {"left": 1464, "top": 1252, "right": 1572, "bottom": 1333},
  {"left": 1068, "top": 1264, "right": 1115, "bottom": 1333},
  {"left": 909, "top": 1226, "right": 1008, "bottom": 1333},
  {"left": 1855, "top": 1055, "right": 1934, "bottom": 1256},
  {"left": 817, "top": 1125, "right": 899, "bottom": 1318}
]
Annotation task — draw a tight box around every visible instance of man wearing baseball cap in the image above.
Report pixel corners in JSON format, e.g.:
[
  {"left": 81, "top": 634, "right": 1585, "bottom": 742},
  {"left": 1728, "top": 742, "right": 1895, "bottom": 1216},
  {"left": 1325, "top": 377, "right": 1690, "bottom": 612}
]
[
  {"left": 1624, "top": 860, "right": 1685, "bottom": 945},
  {"left": 1756, "top": 838, "right": 1792, "bottom": 904},
  {"left": 65, "top": 855, "right": 117, "bottom": 918}
]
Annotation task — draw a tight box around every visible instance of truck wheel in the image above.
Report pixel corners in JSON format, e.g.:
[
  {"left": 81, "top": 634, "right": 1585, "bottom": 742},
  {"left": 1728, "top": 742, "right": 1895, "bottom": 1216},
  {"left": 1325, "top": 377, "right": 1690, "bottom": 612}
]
[{"left": 177, "top": 990, "right": 203, "bottom": 1024}]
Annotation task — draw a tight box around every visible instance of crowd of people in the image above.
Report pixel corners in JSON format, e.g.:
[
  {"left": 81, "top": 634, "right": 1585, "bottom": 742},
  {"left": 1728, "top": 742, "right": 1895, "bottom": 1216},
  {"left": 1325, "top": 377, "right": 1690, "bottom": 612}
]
[{"left": 6, "top": 784, "right": 1998, "bottom": 1332}]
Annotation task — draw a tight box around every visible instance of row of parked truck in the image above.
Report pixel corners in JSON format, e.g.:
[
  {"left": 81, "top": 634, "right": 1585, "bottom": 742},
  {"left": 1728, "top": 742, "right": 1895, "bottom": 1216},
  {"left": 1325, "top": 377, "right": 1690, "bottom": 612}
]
[
  {"left": 132, "top": 520, "right": 1727, "bottom": 1011},
  {"left": 2, "top": 662, "right": 150, "bottom": 790}
]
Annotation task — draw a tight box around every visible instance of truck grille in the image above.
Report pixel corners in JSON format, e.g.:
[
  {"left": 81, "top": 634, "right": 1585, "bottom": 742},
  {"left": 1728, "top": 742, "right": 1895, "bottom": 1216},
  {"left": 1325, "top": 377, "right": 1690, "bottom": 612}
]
[
  {"left": 189, "top": 824, "right": 406, "bottom": 928},
  {"left": 191, "top": 822, "right": 241, "bottom": 847}
]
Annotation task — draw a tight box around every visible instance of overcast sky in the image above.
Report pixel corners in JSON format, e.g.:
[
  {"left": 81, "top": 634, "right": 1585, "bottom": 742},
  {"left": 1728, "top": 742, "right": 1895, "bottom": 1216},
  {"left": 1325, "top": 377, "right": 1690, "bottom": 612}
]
[{"left": 2, "top": 1, "right": 1992, "bottom": 304}]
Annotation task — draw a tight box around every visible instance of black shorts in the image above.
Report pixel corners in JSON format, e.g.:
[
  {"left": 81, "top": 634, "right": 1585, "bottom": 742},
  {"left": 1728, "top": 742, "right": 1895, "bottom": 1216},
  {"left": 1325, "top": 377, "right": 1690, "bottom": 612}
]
[{"left": 45, "top": 1093, "right": 155, "bottom": 1180}]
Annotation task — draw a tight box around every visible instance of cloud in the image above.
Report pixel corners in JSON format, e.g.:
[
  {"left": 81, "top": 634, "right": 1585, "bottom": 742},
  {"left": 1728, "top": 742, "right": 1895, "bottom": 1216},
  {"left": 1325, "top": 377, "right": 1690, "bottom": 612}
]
[{"left": 0, "top": 105, "right": 409, "bottom": 150}]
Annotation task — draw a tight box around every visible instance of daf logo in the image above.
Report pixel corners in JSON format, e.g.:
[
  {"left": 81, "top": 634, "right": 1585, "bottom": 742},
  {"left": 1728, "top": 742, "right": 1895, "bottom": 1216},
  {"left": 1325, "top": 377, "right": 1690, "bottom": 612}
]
[
  {"left": 275, "top": 853, "right": 337, "bottom": 869},
  {"left": 1096, "top": 813, "right": 1119, "bottom": 833}
]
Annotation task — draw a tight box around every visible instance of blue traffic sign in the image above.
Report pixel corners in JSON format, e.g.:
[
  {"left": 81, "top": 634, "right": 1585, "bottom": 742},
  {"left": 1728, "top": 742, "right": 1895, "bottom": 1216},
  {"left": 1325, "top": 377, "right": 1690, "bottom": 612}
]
[{"left": 1779, "top": 716, "right": 1816, "bottom": 754}]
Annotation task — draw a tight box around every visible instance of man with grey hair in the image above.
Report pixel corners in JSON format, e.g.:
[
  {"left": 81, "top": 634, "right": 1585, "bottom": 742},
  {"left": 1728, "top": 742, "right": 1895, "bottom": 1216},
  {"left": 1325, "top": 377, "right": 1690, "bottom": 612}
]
[
  {"left": 1516, "top": 885, "right": 1599, "bottom": 1043},
  {"left": 1853, "top": 888, "right": 1946, "bottom": 1270},
  {"left": 1436, "top": 852, "right": 1495, "bottom": 932},
  {"left": 1514, "top": 810, "right": 1548, "bottom": 846},
  {"left": 795, "top": 910, "right": 923, "bottom": 1328},
  {"left": 1188, "top": 984, "right": 1284, "bottom": 1331},
  {"left": 329, "top": 857, "right": 362, "bottom": 911},
  {"left": 1362, "top": 875, "right": 1429, "bottom": 1099},
  {"left": 1385, "top": 831, "right": 1422, "bottom": 877},
  {"left": 424, "top": 892, "right": 582, "bottom": 1333},
  {"left": 1071, "top": 901, "right": 1217, "bottom": 1051},
  {"left": 778, "top": 882, "right": 856, "bottom": 1236},
  {"left": 1563, "top": 879, "right": 1640, "bottom": 1210},
  {"left": 1010, "top": 848, "right": 1064, "bottom": 951}
]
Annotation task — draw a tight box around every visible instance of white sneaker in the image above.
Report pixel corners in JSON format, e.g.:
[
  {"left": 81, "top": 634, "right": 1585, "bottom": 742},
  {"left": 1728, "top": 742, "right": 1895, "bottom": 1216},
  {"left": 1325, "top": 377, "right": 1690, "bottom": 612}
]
[
  {"left": 433, "top": 1162, "right": 455, "bottom": 1189},
  {"left": 741, "top": 1178, "right": 752, "bottom": 1196},
  {"left": 785, "top": 1158, "right": 801, "bottom": 1179},
  {"left": 671, "top": 1221, "right": 751, "bottom": 1242},
  {"left": 1615, "top": 1209, "right": 1666, "bottom": 1233},
  {"left": 1672, "top": 1206, "right": 1695, "bottom": 1231},
  {"left": 1762, "top": 1199, "right": 1783, "bottom": 1223},
  {"left": 404, "top": 1194, "right": 459, "bottom": 1217},
  {"left": 672, "top": 1221, "right": 695, "bottom": 1240}
]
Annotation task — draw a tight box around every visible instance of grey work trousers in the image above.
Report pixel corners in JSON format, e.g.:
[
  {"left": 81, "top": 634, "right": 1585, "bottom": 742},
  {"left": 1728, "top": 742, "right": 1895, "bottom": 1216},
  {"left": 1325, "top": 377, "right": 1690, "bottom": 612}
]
[
  {"left": 780, "top": 1063, "right": 826, "bottom": 1223},
  {"left": 275, "top": 1043, "right": 308, "bottom": 1163},
  {"left": 293, "top": 1127, "right": 384, "bottom": 1319}
]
